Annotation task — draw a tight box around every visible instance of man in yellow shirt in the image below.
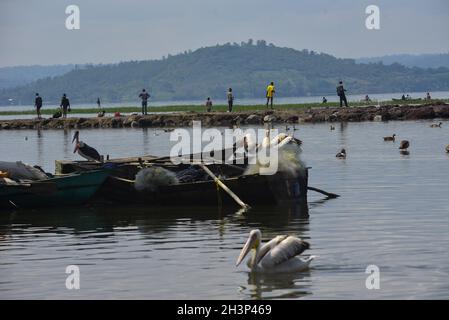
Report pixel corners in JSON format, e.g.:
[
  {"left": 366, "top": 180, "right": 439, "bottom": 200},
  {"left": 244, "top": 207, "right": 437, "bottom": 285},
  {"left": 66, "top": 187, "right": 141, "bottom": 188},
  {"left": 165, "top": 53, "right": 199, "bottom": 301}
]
[{"left": 266, "top": 82, "right": 275, "bottom": 109}]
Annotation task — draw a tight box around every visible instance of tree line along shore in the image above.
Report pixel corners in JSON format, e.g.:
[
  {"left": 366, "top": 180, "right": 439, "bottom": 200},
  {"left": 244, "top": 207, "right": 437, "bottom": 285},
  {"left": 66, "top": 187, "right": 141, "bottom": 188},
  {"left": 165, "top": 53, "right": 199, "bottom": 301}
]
[{"left": 0, "top": 101, "right": 448, "bottom": 130}]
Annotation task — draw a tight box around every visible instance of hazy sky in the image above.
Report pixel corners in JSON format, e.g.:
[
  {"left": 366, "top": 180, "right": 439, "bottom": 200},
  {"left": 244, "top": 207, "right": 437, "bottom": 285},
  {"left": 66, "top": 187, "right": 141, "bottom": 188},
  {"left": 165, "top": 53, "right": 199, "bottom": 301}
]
[{"left": 1, "top": 0, "right": 448, "bottom": 67}]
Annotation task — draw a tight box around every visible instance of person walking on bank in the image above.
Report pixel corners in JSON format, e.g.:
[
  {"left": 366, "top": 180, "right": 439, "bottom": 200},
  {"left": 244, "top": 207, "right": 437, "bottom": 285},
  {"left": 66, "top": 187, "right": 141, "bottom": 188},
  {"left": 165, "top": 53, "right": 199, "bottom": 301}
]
[
  {"left": 139, "top": 89, "right": 150, "bottom": 115},
  {"left": 34, "top": 93, "right": 43, "bottom": 119},
  {"left": 336, "top": 81, "right": 348, "bottom": 107},
  {"left": 266, "top": 82, "right": 275, "bottom": 109},
  {"left": 227, "top": 88, "right": 234, "bottom": 112},
  {"left": 60, "top": 93, "right": 71, "bottom": 118},
  {"left": 205, "top": 97, "right": 213, "bottom": 112}
]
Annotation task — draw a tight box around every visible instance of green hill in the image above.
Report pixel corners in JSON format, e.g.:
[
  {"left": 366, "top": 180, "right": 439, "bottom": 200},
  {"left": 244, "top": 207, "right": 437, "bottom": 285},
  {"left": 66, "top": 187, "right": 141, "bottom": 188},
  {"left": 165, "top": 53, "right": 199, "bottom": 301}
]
[
  {"left": 0, "top": 64, "right": 78, "bottom": 90},
  {"left": 2, "top": 41, "right": 449, "bottom": 105}
]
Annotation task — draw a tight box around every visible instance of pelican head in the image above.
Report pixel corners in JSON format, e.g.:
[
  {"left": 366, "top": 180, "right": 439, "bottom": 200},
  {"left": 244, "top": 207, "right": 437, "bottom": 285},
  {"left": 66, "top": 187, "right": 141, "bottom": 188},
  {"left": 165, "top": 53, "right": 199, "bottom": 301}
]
[{"left": 236, "top": 229, "right": 262, "bottom": 267}]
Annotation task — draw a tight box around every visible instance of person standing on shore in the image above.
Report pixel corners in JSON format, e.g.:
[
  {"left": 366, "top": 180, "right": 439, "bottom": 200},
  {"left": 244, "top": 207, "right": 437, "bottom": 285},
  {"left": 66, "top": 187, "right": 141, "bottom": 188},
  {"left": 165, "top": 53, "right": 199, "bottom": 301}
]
[
  {"left": 34, "top": 93, "right": 43, "bottom": 119},
  {"left": 205, "top": 97, "right": 213, "bottom": 112},
  {"left": 60, "top": 93, "right": 71, "bottom": 118},
  {"left": 336, "top": 81, "right": 348, "bottom": 107},
  {"left": 227, "top": 88, "right": 234, "bottom": 112},
  {"left": 139, "top": 89, "right": 150, "bottom": 115},
  {"left": 97, "top": 97, "right": 101, "bottom": 109},
  {"left": 266, "top": 82, "right": 275, "bottom": 109}
]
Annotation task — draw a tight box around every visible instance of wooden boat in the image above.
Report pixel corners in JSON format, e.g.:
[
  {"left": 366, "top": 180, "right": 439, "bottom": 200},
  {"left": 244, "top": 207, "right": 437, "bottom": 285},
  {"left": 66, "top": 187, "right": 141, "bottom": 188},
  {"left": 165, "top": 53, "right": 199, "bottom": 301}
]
[
  {"left": 55, "top": 152, "right": 309, "bottom": 207},
  {"left": 0, "top": 170, "right": 110, "bottom": 209}
]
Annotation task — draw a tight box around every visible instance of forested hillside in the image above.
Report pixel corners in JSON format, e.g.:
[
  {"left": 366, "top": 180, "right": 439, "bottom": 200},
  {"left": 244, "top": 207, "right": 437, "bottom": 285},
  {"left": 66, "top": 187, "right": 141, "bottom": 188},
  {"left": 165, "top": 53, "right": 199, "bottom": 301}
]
[{"left": 2, "top": 41, "right": 449, "bottom": 105}]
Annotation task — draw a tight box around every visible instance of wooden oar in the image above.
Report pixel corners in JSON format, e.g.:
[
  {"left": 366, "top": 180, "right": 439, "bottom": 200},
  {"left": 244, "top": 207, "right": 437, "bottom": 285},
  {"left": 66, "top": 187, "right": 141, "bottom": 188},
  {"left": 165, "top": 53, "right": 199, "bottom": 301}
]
[
  {"left": 198, "top": 163, "right": 251, "bottom": 211},
  {"left": 308, "top": 186, "right": 340, "bottom": 198}
]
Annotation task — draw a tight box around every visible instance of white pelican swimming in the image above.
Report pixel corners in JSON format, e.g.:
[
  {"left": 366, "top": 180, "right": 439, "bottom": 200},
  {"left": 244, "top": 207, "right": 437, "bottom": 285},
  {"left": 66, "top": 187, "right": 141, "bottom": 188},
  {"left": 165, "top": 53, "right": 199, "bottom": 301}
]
[{"left": 236, "top": 229, "right": 315, "bottom": 273}]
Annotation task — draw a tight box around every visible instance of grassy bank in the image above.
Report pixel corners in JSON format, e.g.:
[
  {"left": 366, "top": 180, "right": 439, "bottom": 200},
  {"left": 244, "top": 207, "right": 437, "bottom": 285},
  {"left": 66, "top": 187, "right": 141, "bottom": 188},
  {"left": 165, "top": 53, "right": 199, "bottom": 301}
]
[{"left": 0, "top": 99, "right": 446, "bottom": 116}]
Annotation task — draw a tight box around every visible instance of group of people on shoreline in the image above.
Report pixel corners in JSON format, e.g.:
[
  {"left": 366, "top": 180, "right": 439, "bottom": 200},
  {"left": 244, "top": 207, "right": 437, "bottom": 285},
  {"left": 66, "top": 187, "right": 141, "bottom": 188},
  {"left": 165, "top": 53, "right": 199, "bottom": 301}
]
[
  {"left": 32, "top": 80, "right": 433, "bottom": 118},
  {"left": 204, "top": 81, "right": 298, "bottom": 112},
  {"left": 34, "top": 92, "right": 71, "bottom": 119}
]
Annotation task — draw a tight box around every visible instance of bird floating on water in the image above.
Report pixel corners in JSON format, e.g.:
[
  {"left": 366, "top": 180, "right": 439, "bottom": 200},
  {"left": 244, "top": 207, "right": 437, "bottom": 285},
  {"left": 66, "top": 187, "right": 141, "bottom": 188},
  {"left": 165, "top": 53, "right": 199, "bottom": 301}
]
[
  {"left": 336, "top": 148, "right": 346, "bottom": 159},
  {"left": 445, "top": 144, "right": 449, "bottom": 153},
  {"left": 399, "top": 140, "right": 410, "bottom": 151},
  {"left": 330, "top": 125, "right": 335, "bottom": 130},
  {"left": 383, "top": 134, "right": 396, "bottom": 141},
  {"left": 72, "top": 131, "right": 102, "bottom": 162},
  {"left": 430, "top": 122, "right": 442, "bottom": 128},
  {"left": 236, "top": 229, "right": 314, "bottom": 273},
  {"left": 164, "top": 128, "right": 175, "bottom": 132}
]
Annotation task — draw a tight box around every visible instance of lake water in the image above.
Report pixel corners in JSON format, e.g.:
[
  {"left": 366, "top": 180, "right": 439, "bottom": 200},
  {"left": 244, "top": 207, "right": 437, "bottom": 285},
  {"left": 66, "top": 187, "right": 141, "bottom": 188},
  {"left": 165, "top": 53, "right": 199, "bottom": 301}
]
[{"left": 1, "top": 119, "right": 449, "bottom": 299}]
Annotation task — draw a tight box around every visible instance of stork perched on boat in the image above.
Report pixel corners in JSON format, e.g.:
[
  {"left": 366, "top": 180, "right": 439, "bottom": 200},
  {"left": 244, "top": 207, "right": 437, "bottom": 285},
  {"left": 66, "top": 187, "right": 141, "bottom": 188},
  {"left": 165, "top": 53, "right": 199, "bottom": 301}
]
[
  {"left": 399, "top": 140, "right": 409, "bottom": 151},
  {"left": 72, "top": 131, "right": 102, "bottom": 162},
  {"left": 236, "top": 229, "right": 314, "bottom": 273}
]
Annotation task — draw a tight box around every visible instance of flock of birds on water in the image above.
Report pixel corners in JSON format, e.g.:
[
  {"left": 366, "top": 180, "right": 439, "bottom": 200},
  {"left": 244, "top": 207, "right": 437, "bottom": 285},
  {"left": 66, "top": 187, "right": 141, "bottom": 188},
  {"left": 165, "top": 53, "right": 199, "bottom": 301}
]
[
  {"left": 235, "top": 120, "right": 448, "bottom": 273},
  {"left": 40, "top": 120, "right": 448, "bottom": 274},
  {"left": 334, "top": 121, "right": 448, "bottom": 159}
]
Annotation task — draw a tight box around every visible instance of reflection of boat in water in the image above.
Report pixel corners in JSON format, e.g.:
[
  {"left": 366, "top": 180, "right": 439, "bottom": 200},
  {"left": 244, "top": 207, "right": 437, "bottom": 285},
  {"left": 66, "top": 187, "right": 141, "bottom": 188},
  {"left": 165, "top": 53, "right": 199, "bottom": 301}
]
[{"left": 0, "top": 170, "right": 110, "bottom": 209}]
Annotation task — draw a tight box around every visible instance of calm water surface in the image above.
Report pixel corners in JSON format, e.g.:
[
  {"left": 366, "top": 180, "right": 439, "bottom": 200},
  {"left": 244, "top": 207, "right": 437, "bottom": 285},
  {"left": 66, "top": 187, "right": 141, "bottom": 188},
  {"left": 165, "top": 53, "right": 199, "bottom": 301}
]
[{"left": 0, "top": 120, "right": 449, "bottom": 299}]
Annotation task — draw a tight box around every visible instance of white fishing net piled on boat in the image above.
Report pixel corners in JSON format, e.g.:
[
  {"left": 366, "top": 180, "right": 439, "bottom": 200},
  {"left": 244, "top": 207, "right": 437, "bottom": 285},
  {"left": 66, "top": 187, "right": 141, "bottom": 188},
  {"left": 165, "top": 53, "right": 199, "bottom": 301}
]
[
  {"left": 244, "top": 142, "right": 306, "bottom": 177},
  {"left": 134, "top": 167, "right": 179, "bottom": 191}
]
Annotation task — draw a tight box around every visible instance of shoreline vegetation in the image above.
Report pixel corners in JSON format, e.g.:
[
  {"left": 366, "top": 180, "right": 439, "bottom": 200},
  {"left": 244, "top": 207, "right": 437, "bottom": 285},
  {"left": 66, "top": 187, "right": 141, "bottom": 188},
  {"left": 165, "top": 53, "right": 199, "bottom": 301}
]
[
  {"left": 0, "top": 99, "right": 448, "bottom": 116},
  {"left": 0, "top": 100, "right": 448, "bottom": 130}
]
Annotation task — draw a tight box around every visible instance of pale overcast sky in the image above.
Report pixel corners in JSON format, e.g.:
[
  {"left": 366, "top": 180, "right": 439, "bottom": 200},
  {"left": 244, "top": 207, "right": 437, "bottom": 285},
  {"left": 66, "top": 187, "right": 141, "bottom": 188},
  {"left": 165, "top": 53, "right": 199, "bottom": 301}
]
[{"left": 0, "top": 0, "right": 448, "bottom": 67}]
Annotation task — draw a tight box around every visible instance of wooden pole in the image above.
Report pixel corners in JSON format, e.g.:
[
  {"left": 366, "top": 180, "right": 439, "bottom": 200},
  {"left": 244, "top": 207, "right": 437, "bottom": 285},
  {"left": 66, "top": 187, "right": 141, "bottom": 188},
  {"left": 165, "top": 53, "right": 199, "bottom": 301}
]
[
  {"left": 308, "top": 186, "right": 340, "bottom": 198},
  {"left": 199, "top": 164, "right": 251, "bottom": 211}
]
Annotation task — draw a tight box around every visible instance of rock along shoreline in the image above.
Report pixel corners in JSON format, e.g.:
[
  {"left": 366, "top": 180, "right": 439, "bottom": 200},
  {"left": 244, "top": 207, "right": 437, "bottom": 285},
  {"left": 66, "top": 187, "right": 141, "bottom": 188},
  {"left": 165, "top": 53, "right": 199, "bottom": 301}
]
[{"left": 1, "top": 102, "right": 448, "bottom": 130}]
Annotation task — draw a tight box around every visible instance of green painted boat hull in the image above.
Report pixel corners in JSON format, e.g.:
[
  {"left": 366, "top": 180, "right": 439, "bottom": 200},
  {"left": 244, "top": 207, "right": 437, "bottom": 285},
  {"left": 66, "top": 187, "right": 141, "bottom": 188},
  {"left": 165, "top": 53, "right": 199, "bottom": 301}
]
[{"left": 0, "top": 170, "right": 110, "bottom": 209}]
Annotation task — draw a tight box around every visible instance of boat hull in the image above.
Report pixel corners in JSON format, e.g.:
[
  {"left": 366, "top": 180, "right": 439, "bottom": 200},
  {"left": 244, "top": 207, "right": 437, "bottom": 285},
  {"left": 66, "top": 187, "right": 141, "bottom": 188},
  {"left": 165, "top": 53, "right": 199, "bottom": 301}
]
[
  {"left": 96, "top": 170, "right": 308, "bottom": 207},
  {"left": 0, "top": 170, "right": 110, "bottom": 209}
]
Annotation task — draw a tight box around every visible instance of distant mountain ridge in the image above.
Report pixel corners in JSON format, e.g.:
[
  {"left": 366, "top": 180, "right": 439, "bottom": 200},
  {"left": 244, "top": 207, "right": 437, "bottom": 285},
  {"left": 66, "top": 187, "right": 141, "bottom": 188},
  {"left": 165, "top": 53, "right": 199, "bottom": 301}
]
[
  {"left": 0, "top": 64, "right": 81, "bottom": 90},
  {"left": 1, "top": 41, "right": 449, "bottom": 105},
  {"left": 356, "top": 53, "right": 449, "bottom": 69}
]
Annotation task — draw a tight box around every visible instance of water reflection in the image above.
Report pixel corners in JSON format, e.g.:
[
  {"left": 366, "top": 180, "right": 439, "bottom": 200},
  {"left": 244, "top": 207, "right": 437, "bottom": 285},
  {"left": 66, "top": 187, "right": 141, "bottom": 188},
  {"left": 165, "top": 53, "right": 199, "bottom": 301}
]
[
  {"left": 0, "top": 203, "right": 310, "bottom": 236},
  {"left": 142, "top": 128, "right": 150, "bottom": 154},
  {"left": 243, "top": 271, "right": 312, "bottom": 300}
]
